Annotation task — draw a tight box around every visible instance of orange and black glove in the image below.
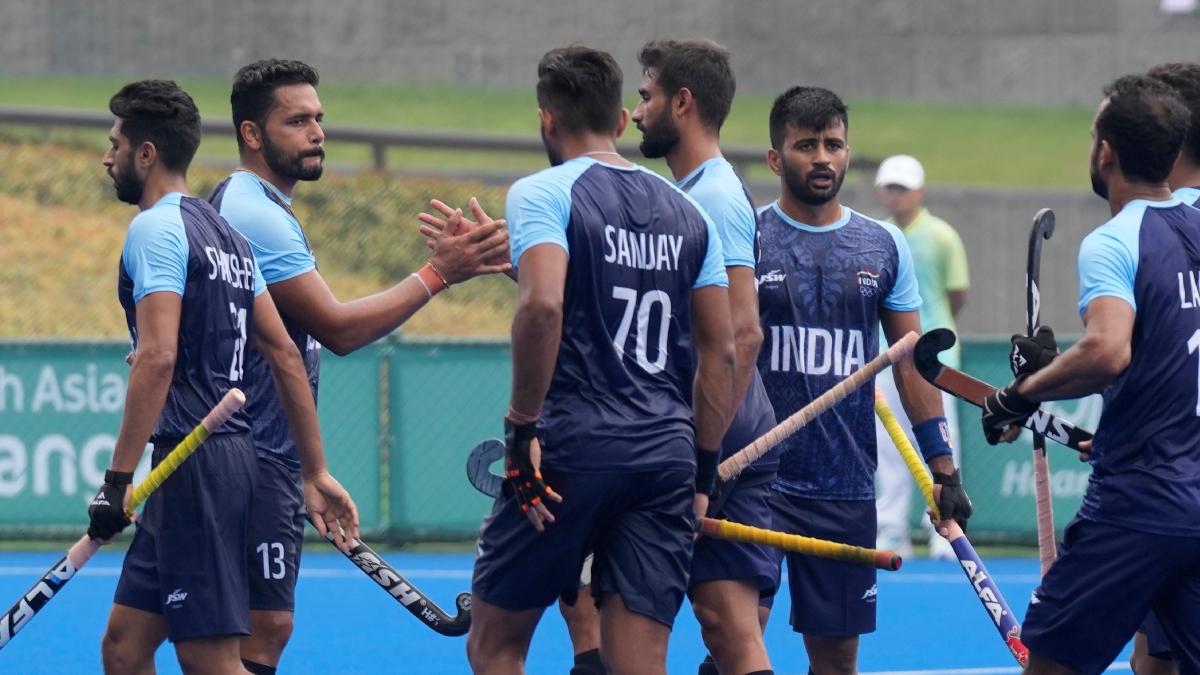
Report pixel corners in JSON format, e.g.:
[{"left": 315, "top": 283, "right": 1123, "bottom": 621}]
[{"left": 502, "top": 418, "right": 556, "bottom": 513}]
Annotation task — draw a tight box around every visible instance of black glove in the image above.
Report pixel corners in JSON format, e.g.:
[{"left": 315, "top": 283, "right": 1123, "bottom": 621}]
[
  {"left": 502, "top": 418, "right": 556, "bottom": 513},
  {"left": 933, "top": 469, "right": 974, "bottom": 533},
  {"left": 1010, "top": 326, "right": 1058, "bottom": 377},
  {"left": 87, "top": 470, "right": 133, "bottom": 541},
  {"left": 981, "top": 377, "right": 1041, "bottom": 445}
]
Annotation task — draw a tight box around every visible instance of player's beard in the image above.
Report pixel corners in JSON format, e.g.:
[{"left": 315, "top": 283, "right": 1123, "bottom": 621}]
[
  {"left": 1089, "top": 145, "right": 1109, "bottom": 201},
  {"left": 263, "top": 131, "right": 325, "bottom": 182},
  {"left": 111, "top": 154, "right": 145, "bottom": 205},
  {"left": 637, "top": 112, "right": 679, "bottom": 159},
  {"left": 540, "top": 125, "right": 564, "bottom": 167},
  {"left": 780, "top": 155, "right": 846, "bottom": 206}
]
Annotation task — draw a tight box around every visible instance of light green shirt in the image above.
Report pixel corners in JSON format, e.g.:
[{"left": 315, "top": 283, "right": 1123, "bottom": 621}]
[{"left": 886, "top": 208, "right": 970, "bottom": 367}]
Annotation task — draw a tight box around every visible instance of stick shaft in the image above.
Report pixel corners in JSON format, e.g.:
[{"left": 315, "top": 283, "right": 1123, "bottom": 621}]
[
  {"left": 1027, "top": 209, "right": 1057, "bottom": 574},
  {"left": 700, "top": 517, "right": 900, "bottom": 570},
  {"left": 874, "top": 389, "right": 940, "bottom": 520},
  {"left": 950, "top": 533, "right": 1029, "bottom": 666},
  {"left": 1032, "top": 448, "right": 1056, "bottom": 575},
  {"left": 719, "top": 331, "right": 919, "bottom": 481}
]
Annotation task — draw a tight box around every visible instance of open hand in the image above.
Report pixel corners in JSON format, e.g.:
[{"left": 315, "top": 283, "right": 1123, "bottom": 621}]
[
  {"left": 304, "top": 471, "right": 360, "bottom": 553},
  {"left": 419, "top": 198, "right": 515, "bottom": 282}
]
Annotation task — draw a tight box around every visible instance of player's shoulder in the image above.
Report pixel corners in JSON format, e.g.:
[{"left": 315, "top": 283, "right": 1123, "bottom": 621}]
[
  {"left": 683, "top": 158, "right": 743, "bottom": 197},
  {"left": 128, "top": 192, "right": 185, "bottom": 235},
  {"left": 508, "top": 158, "right": 597, "bottom": 203},
  {"left": 1173, "top": 186, "right": 1200, "bottom": 208},
  {"left": 848, "top": 208, "right": 903, "bottom": 242},
  {"left": 217, "top": 173, "right": 292, "bottom": 224}
]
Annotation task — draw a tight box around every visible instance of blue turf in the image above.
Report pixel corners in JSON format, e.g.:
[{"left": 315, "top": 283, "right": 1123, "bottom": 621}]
[{"left": 0, "top": 550, "right": 1132, "bottom": 674}]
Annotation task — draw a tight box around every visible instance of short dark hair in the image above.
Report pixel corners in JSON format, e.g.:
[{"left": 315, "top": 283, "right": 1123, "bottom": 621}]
[
  {"left": 108, "top": 80, "right": 201, "bottom": 172},
  {"left": 1097, "top": 74, "right": 1190, "bottom": 184},
  {"left": 1148, "top": 62, "right": 1200, "bottom": 165},
  {"left": 231, "top": 59, "right": 320, "bottom": 151},
  {"left": 638, "top": 39, "right": 736, "bottom": 131},
  {"left": 768, "top": 86, "right": 848, "bottom": 150},
  {"left": 536, "top": 46, "right": 623, "bottom": 135}
]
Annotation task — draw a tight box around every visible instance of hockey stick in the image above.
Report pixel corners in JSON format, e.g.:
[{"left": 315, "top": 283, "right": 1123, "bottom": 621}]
[
  {"left": 1027, "top": 208, "right": 1057, "bottom": 576},
  {"left": 874, "top": 388, "right": 1028, "bottom": 665},
  {"left": 699, "top": 518, "right": 901, "bottom": 571},
  {"left": 0, "top": 388, "right": 246, "bottom": 651},
  {"left": 718, "top": 331, "right": 920, "bottom": 482},
  {"left": 317, "top": 524, "right": 471, "bottom": 637},
  {"left": 914, "top": 329, "right": 1093, "bottom": 451}
]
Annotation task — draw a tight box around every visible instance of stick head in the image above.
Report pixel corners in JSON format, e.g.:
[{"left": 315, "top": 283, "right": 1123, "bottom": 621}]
[
  {"left": 914, "top": 329, "right": 957, "bottom": 384},
  {"left": 466, "top": 439, "right": 505, "bottom": 498},
  {"left": 1033, "top": 208, "right": 1056, "bottom": 241}
]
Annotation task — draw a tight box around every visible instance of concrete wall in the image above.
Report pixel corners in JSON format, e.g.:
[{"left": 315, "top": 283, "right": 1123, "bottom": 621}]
[
  {"left": 3, "top": 0, "right": 1200, "bottom": 105},
  {"left": 748, "top": 178, "right": 1112, "bottom": 336}
]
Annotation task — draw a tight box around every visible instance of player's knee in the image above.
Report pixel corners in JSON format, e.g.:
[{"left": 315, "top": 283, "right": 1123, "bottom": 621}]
[
  {"left": 101, "top": 624, "right": 153, "bottom": 675},
  {"left": 246, "top": 611, "right": 294, "bottom": 659}
]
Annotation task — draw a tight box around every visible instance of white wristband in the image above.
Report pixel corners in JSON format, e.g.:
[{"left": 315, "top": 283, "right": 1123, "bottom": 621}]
[{"left": 410, "top": 272, "right": 432, "bottom": 299}]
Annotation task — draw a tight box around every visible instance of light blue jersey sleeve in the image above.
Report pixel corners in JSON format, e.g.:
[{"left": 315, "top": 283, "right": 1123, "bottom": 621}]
[
  {"left": 507, "top": 162, "right": 593, "bottom": 271},
  {"left": 880, "top": 220, "right": 922, "bottom": 312},
  {"left": 123, "top": 202, "right": 189, "bottom": 303},
  {"left": 685, "top": 166, "right": 756, "bottom": 269},
  {"left": 1175, "top": 186, "right": 1200, "bottom": 208},
  {"left": 252, "top": 255, "right": 267, "bottom": 297},
  {"left": 695, "top": 213, "right": 730, "bottom": 289},
  {"left": 218, "top": 176, "right": 316, "bottom": 285},
  {"left": 1077, "top": 207, "right": 1141, "bottom": 316}
]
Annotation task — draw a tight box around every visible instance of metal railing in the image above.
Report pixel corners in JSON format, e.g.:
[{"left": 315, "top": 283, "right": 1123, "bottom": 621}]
[{"left": 0, "top": 105, "right": 879, "bottom": 177}]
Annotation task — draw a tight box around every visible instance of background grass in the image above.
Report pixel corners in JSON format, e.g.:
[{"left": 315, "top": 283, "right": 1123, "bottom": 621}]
[
  {"left": 0, "top": 75, "right": 1096, "bottom": 188},
  {"left": 0, "top": 138, "right": 514, "bottom": 338}
]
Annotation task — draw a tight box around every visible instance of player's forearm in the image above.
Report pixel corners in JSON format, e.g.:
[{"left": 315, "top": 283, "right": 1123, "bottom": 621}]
[
  {"left": 111, "top": 348, "right": 176, "bottom": 472},
  {"left": 1018, "top": 335, "right": 1124, "bottom": 402},
  {"left": 509, "top": 298, "right": 562, "bottom": 416},
  {"left": 307, "top": 277, "right": 432, "bottom": 356},
  {"left": 892, "top": 356, "right": 945, "bottom": 425},
  {"left": 693, "top": 346, "right": 736, "bottom": 451},
  {"left": 730, "top": 316, "right": 763, "bottom": 418}
]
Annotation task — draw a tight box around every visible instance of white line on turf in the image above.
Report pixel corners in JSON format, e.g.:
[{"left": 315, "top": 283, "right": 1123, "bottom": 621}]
[
  {"left": 857, "top": 665, "right": 1131, "bottom": 675},
  {"left": 0, "top": 567, "right": 472, "bottom": 579}
]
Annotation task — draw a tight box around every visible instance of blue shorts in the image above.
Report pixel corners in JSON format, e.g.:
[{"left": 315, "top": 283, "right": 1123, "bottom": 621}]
[
  {"left": 1140, "top": 612, "right": 1173, "bottom": 660},
  {"left": 473, "top": 469, "right": 695, "bottom": 628},
  {"left": 246, "top": 455, "right": 306, "bottom": 612},
  {"left": 1023, "top": 517, "right": 1200, "bottom": 675},
  {"left": 689, "top": 472, "right": 778, "bottom": 598},
  {"left": 767, "top": 490, "right": 877, "bottom": 637},
  {"left": 114, "top": 433, "right": 258, "bottom": 642}
]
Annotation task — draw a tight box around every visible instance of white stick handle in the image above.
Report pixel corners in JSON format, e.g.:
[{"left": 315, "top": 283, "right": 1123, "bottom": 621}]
[{"left": 718, "top": 331, "right": 920, "bottom": 482}]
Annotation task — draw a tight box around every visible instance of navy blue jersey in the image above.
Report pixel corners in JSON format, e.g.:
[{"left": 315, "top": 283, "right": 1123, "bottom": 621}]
[
  {"left": 755, "top": 203, "right": 920, "bottom": 500},
  {"left": 1076, "top": 197, "right": 1200, "bottom": 536},
  {"left": 677, "top": 158, "right": 777, "bottom": 471},
  {"left": 210, "top": 172, "right": 321, "bottom": 470},
  {"left": 507, "top": 157, "right": 728, "bottom": 473},
  {"left": 118, "top": 192, "right": 266, "bottom": 442}
]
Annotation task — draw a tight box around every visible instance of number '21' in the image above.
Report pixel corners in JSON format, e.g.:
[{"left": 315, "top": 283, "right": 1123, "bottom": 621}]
[
  {"left": 612, "top": 286, "right": 672, "bottom": 374},
  {"left": 229, "top": 303, "right": 247, "bottom": 381}
]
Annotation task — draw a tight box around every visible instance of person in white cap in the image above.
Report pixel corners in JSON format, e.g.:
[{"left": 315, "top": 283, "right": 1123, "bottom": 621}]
[{"left": 873, "top": 155, "right": 970, "bottom": 560}]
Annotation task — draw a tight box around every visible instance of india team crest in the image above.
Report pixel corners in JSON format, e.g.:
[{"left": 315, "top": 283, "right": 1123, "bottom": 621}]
[{"left": 857, "top": 270, "right": 881, "bottom": 297}]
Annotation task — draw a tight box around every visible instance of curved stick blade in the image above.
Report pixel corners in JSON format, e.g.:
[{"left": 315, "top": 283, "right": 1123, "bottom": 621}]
[
  {"left": 466, "top": 439, "right": 505, "bottom": 498},
  {"left": 914, "top": 328, "right": 958, "bottom": 384}
]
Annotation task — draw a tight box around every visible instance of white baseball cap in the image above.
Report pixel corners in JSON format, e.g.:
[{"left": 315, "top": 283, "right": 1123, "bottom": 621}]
[{"left": 874, "top": 155, "right": 925, "bottom": 189}]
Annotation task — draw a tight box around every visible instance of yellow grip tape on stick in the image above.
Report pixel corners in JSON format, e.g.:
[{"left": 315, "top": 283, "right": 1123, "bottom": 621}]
[
  {"left": 699, "top": 517, "right": 901, "bottom": 571},
  {"left": 126, "top": 388, "right": 246, "bottom": 515},
  {"left": 874, "top": 387, "right": 940, "bottom": 521}
]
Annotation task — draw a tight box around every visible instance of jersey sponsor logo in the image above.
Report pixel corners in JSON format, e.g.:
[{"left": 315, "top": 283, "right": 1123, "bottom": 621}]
[
  {"left": 603, "top": 225, "right": 685, "bottom": 272},
  {"left": 204, "top": 246, "right": 256, "bottom": 291},
  {"left": 766, "top": 326, "right": 866, "bottom": 376},
  {"left": 861, "top": 584, "right": 877, "bottom": 601},
  {"left": 857, "top": 270, "right": 881, "bottom": 297},
  {"left": 1178, "top": 270, "right": 1200, "bottom": 309},
  {"left": 960, "top": 559, "right": 1006, "bottom": 625},
  {"left": 166, "top": 588, "right": 188, "bottom": 606},
  {"left": 757, "top": 269, "right": 786, "bottom": 287}
]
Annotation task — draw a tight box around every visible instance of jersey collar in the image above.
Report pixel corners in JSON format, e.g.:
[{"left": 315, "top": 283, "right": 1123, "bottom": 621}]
[{"left": 770, "top": 201, "right": 852, "bottom": 232}]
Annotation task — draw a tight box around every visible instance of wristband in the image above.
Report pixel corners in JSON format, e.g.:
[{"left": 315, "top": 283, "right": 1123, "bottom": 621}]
[
  {"left": 505, "top": 406, "right": 540, "bottom": 425},
  {"left": 695, "top": 447, "right": 719, "bottom": 496},
  {"left": 912, "top": 416, "right": 953, "bottom": 462},
  {"left": 104, "top": 470, "right": 134, "bottom": 488},
  {"left": 410, "top": 272, "right": 432, "bottom": 299},
  {"left": 416, "top": 261, "right": 449, "bottom": 296}
]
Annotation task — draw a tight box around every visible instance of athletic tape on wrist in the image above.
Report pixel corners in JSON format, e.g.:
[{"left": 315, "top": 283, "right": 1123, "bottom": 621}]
[
  {"left": 912, "top": 416, "right": 953, "bottom": 462},
  {"left": 417, "top": 261, "right": 448, "bottom": 295},
  {"left": 409, "top": 272, "right": 432, "bottom": 299}
]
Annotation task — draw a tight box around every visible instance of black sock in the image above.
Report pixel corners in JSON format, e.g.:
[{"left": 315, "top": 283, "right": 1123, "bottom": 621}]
[
  {"left": 242, "top": 660, "right": 277, "bottom": 675},
  {"left": 698, "top": 654, "right": 719, "bottom": 675},
  {"left": 571, "top": 648, "right": 606, "bottom": 675}
]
